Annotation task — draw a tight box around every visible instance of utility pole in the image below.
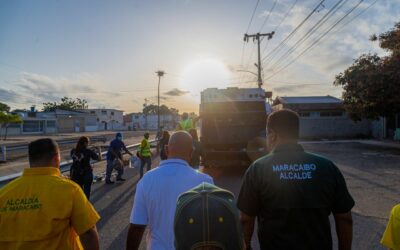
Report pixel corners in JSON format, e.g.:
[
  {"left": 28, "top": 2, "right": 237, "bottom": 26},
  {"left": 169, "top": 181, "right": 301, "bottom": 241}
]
[
  {"left": 244, "top": 32, "right": 274, "bottom": 88},
  {"left": 155, "top": 70, "right": 165, "bottom": 134}
]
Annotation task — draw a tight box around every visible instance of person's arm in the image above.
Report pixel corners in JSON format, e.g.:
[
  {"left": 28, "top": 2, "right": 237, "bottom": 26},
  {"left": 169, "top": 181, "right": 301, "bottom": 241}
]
[
  {"left": 79, "top": 226, "right": 100, "bottom": 250},
  {"left": 334, "top": 212, "right": 353, "bottom": 250},
  {"left": 127, "top": 181, "right": 148, "bottom": 249},
  {"left": 126, "top": 224, "right": 146, "bottom": 250},
  {"left": 122, "top": 142, "right": 133, "bottom": 156},
  {"left": 89, "top": 149, "right": 100, "bottom": 161},
  {"left": 70, "top": 187, "right": 100, "bottom": 250},
  {"left": 240, "top": 212, "right": 255, "bottom": 250}
]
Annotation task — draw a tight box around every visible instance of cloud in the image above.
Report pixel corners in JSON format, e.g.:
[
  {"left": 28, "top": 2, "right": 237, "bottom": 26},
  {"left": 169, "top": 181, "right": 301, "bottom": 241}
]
[
  {"left": 263, "top": 0, "right": 400, "bottom": 85},
  {"left": 4, "top": 72, "right": 126, "bottom": 110},
  {"left": 164, "top": 88, "right": 190, "bottom": 96},
  {"left": 0, "top": 88, "right": 21, "bottom": 102},
  {"left": 271, "top": 83, "right": 342, "bottom": 98}
]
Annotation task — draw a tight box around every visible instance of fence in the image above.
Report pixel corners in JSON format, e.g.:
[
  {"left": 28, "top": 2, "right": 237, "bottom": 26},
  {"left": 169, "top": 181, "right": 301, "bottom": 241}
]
[
  {"left": 0, "top": 139, "right": 158, "bottom": 187},
  {"left": 0, "top": 136, "right": 107, "bottom": 162}
]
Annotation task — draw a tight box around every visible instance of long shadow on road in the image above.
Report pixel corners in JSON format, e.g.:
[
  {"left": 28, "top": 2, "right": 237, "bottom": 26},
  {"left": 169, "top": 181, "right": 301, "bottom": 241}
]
[{"left": 96, "top": 179, "right": 139, "bottom": 231}]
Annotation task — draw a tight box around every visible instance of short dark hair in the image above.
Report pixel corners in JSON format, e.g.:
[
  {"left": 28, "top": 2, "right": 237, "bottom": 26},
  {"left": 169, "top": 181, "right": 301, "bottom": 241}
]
[
  {"left": 267, "top": 109, "right": 300, "bottom": 139},
  {"left": 28, "top": 138, "right": 59, "bottom": 166}
]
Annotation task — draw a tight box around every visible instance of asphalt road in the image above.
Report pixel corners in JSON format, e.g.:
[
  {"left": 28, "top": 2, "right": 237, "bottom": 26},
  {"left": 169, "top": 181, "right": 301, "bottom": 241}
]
[{"left": 89, "top": 141, "right": 399, "bottom": 250}]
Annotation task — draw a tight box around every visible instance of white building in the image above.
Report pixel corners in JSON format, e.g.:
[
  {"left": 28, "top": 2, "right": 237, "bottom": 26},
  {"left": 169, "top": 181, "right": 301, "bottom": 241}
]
[
  {"left": 80, "top": 109, "right": 125, "bottom": 131},
  {"left": 124, "top": 112, "right": 179, "bottom": 131}
]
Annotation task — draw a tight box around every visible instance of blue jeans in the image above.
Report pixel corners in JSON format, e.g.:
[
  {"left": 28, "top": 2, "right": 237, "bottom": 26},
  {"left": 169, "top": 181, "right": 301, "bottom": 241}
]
[
  {"left": 140, "top": 156, "right": 152, "bottom": 178},
  {"left": 106, "top": 159, "right": 124, "bottom": 181}
]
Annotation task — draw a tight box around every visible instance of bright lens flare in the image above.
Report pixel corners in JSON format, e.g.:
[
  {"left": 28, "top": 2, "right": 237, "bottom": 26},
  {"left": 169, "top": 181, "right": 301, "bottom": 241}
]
[{"left": 180, "top": 59, "right": 232, "bottom": 94}]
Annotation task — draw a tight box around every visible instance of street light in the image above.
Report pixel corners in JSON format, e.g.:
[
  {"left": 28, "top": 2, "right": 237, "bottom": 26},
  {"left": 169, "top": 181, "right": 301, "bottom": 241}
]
[{"left": 155, "top": 70, "right": 165, "bottom": 135}]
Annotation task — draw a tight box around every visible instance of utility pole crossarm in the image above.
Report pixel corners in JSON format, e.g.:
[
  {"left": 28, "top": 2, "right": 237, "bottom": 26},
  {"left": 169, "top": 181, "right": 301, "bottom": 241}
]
[{"left": 243, "top": 31, "right": 275, "bottom": 88}]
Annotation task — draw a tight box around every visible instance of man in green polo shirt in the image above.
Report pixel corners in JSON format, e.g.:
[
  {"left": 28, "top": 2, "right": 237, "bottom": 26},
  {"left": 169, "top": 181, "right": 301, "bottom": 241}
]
[{"left": 237, "top": 109, "right": 354, "bottom": 250}]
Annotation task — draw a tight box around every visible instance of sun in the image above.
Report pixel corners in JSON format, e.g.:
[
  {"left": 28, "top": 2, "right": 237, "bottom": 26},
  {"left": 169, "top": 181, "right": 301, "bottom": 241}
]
[{"left": 180, "top": 58, "right": 232, "bottom": 95}]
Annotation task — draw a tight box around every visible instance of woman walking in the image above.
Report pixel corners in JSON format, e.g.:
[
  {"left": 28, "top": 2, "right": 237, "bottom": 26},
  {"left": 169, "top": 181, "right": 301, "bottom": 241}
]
[
  {"left": 70, "top": 136, "right": 100, "bottom": 199},
  {"left": 159, "top": 130, "right": 170, "bottom": 160}
]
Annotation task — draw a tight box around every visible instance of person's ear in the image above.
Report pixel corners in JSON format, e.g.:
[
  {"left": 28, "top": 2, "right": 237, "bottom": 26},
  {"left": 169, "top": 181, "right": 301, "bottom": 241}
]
[{"left": 52, "top": 150, "right": 61, "bottom": 168}]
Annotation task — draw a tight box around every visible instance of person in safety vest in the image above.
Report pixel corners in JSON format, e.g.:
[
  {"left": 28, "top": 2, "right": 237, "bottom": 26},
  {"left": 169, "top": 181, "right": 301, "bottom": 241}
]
[
  {"left": 176, "top": 113, "right": 200, "bottom": 131},
  {"left": 139, "top": 132, "right": 152, "bottom": 178}
]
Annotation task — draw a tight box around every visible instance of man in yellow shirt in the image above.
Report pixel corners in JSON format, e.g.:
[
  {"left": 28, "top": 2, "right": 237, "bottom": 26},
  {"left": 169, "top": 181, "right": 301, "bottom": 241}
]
[
  {"left": 381, "top": 204, "right": 400, "bottom": 250},
  {"left": 0, "top": 138, "right": 100, "bottom": 250}
]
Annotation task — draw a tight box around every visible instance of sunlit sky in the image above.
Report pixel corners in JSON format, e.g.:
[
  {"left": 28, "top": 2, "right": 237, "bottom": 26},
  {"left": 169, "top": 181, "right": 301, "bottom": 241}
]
[{"left": 0, "top": 0, "right": 399, "bottom": 114}]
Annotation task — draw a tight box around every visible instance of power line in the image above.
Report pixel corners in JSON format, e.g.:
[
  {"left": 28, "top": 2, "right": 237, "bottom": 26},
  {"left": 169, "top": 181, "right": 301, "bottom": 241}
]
[
  {"left": 259, "top": 0, "right": 278, "bottom": 32},
  {"left": 261, "top": 0, "right": 326, "bottom": 64},
  {"left": 334, "top": 0, "right": 379, "bottom": 33},
  {"left": 262, "top": 0, "right": 299, "bottom": 54},
  {"left": 246, "top": 0, "right": 261, "bottom": 33},
  {"left": 267, "top": 0, "right": 348, "bottom": 72},
  {"left": 265, "top": 0, "right": 366, "bottom": 80}
]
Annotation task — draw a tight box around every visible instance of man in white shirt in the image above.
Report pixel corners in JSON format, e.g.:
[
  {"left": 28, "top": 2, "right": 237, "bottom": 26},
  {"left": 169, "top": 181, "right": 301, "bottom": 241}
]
[{"left": 126, "top": 131, "right": 213, "bottom": 250}]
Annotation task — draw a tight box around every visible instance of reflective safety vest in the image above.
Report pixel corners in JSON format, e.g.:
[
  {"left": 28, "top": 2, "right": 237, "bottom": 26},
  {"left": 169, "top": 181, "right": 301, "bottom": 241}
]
[
  {"left": 179, "top": 119, "right": 194, "bottom": 131},
  {"left": 140, "top": 139, "right": 151, "bottom": 157}
]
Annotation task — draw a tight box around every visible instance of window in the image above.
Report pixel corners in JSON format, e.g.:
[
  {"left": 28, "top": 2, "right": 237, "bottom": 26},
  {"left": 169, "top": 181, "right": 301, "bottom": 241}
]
[
  {"left": 46, "top": 121, "right": 56, "bottom": 128},
  {"left": 330, "top": 111, "right": 344, "bottom": 117},
  {"left": 111, "top": 111, "right": 114, "bottom": 115},
  {"left": 249, "top": 94, "right": 253, "bottom": 98},
  {"left": 299, "top": 112, "right": 310, "bottom": 117},
  {"left": 101, "top": 110, "right": 107, "bottom": 115},
  {"left": 23, "top": 120, "right": 43, "bottom": 133},
  {"left": 90, "top": 111, "right": 95, "bottom": 114},
  {"left": 135, "top": 115, "right": 139, "bottom": 119},
  {"left": 320, "top": 111, "right": 344, "bottom": 117}
]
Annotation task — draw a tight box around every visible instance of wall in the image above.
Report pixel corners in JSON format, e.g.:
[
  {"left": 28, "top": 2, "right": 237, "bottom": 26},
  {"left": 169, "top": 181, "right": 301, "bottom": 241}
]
[
  {"left": 300, "top": 117, "right": 371, "bottom": 139},
  {"left": 0, "top": 127, "right": 21, "bottom": 136}
]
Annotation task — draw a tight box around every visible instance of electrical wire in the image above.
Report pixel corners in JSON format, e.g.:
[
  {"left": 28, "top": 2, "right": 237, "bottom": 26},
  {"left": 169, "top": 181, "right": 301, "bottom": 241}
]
[
  {"left": 261, "top": 0, "right": 326, "bottom": 64},
  {"left": 262, "top": 0, "right": 299, "bottom": 54},
  {"left": 246, "top": 0, "right": 261, "bottom": 34},
  {"left": 265, "top": 0, "right": 366, "bottom": 80},
  {"left": 259, "top": 0, "right": 278, "bottom": 32},
  {"left": 267, "top": 0, "right": 348, "bottom": 72}
]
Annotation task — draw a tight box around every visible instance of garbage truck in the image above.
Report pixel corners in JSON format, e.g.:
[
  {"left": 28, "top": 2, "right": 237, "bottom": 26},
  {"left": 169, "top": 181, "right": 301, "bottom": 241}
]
[{"left": 199, "top": 87, "right": 271, "bottom": 168}]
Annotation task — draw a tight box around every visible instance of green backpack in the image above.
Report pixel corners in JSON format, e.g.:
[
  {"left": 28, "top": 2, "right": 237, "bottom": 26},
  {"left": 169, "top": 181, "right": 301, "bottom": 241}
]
[{"left": 174, "top": 182, "right": 244, "bottom": 250}]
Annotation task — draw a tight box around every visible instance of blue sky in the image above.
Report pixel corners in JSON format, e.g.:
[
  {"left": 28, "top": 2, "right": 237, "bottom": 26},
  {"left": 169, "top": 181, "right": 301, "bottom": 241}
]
[{"left": 0, "top": 0, "right": 399, "bottom": 113}]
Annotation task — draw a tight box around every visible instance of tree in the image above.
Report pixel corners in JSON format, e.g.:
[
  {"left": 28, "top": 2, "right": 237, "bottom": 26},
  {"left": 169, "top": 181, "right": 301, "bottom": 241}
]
[
  {"left": 143, "top": 104, "right": 178, "bottom": 116},
  {"left": 0, "top": 102, "right": 10, "bottom": 113},
  {"left": 334, "top": 22, "right": 400, "bottom": 121},
  {"left": 0, "top": 112, "right": 23, "bottom": 140},
  {"left": 43, "top": 97, "right": 88, "bottom": 112}
]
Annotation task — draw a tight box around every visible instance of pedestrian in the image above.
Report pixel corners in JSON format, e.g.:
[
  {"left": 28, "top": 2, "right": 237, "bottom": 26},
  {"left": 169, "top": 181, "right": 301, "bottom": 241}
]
[
  {"left": 126, "top": 131, "right": 213, "bottom": 250},
  {"left": 0, "top": 138, "right": 100, "bottom": 249},
  {"left": 176, "top": 113, "right": 201, "bottom": 131},
  {"left": 159, "top": 130, "right": 170, "bottom": 160},
  {"left": 189, "top": 128, "right": 204, "bottom": 168},
  {"left": 237, "top": 109, "right": 355, "bottom": 250},
  {"left": 70, "top": 136, "right": 100, "bottom": 199},
  {"left": 106, "top": 132, "right": 133, "bottom": 184},
  {"left": 138, "top": 132, "right": 152, "bottom": 178},
  {"left": 381, "top": 203, "right": 400, "bottom": 250}
]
